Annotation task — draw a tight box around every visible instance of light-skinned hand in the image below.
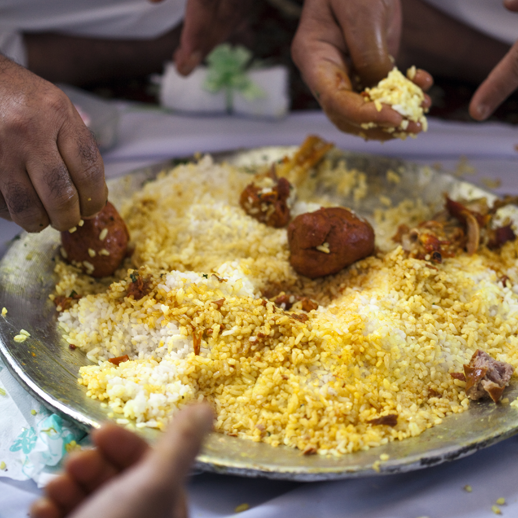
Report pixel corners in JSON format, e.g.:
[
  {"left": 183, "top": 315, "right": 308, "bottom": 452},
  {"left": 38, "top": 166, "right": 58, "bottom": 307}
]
[{"left": 30, "top": 403, "right": 214, "bottom": 518}]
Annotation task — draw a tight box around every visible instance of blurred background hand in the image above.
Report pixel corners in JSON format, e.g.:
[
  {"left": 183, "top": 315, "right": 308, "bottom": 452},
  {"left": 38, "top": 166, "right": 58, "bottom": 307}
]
[{"left": 469, "top": 0, "right": 518, "bottom": 120}]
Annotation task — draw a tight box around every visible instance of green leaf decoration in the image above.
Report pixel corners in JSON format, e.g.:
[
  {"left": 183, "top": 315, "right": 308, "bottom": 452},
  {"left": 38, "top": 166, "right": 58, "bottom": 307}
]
[{"left": 203, "top": 44, "right": 266, "bottom": 111}]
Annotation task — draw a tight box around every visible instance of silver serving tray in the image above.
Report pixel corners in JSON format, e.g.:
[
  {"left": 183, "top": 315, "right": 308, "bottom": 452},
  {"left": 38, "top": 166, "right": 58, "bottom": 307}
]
[{"left": 1, "top": 146, "right": 518, "bottom": 482}]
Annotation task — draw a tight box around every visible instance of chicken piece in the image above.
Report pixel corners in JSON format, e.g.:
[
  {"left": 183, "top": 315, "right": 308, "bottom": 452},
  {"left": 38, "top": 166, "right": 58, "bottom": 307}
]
[
  {"left": 463, "top": 349, "right": 514, "bottom": 403},
  {"left": 275, "top": 135, "right": 334, "bottom": 187},
  {"left": 61, "top": 201, "right": 129, "bottom": 277},
  {"left": 394, "top": 195, "right": 518, "bottom": 261},
  {"left": 288, "top": 207, "right": 375, "bottom": 278},
  {"left": 240, "top": 173, "right": 293, "bottom": 228}
]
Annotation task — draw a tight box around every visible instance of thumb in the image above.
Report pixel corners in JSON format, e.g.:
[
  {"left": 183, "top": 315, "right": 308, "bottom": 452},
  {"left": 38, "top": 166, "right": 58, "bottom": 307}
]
[
  {"left": 470, "top": 40, "right": 518, "bottom": 120},
  {"left": 148, "top": 403, "right": 214, "bottom": 482},
  {"left": 69, "top": 404, "right": 214, "bottom": 518},
  {"left": 504, "top": 0, "right": 518, "bottom": 12},
  {"left": 336, "top": 0, "right": 401, "bottom": 86}
]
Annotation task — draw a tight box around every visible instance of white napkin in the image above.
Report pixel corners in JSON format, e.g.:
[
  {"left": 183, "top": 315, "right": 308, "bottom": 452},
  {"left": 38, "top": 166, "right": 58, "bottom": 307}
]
[
  {"left": 158, "top": 62, "right": 290, "bottom": 119},
  {"left": 0, "top": 357, "right": 86, "bottom": 486}
]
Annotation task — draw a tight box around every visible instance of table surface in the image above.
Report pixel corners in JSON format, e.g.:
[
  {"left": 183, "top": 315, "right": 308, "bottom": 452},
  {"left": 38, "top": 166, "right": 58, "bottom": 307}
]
[{"left": 2, "top": 104, "right": 518, "bottom": 518}]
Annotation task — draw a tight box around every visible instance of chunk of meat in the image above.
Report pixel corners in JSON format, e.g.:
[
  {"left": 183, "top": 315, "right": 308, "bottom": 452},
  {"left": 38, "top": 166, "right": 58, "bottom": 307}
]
[
  {"left": 394, "top": 195, "right": 518, "bottom": 261},
  {"left": 487, "top": 224, "right": 516, "bottom": 250},
  {"left": 240, "top": 176, "right": 293, "bottom": 228},
  {"left": 126, "top": 273, "right": 151, "bottom": 300},
  {"left": 368, "top": 414, "right": 398, "bottom": 427},
  {"left": 108, "top": 355, "right": 129, "bottom": 366},
  {"left": 53, "top": 292, "right": 81, "bottom": 311},
  {"left": 463, "top": 349, "right": 514, "bottom": 403},
  {"left": 61, "top": 201, "right": 130, "bottom": 278},
  {"left": 300, "top": 297, "right": 318, "bottom": 312},
  {"left": 275, "top": 135, "right": 334, "bottom": 187},
  {"left": 288, "top": 207, "right": 375, "bottom": 278}
]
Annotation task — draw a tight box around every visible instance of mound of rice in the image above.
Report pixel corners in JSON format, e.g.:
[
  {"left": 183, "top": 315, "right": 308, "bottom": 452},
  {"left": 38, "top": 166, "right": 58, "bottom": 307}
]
[
  {"left": 53, "top": 146, "right": 518, "bottom": 456},
  {"left": 362, "top": 67, "right": 428, "bottom": 139}
]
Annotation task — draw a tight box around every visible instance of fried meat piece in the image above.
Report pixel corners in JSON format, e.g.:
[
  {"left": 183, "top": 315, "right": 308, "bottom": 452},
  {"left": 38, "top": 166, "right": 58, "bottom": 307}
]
[
  {"left": 462, "top": 349, "right": 514, "bottom": 403},
  {"left": 288, "top": 207, "right": 375, "bottom": 278},
  {"left": 240, "top": 172, "right": 293, "bottom": 228},
  {"left": 61, "top": 201, "right": 130, "bottom": 278},
  {"left": 394, "top": 195, "right": 518, "bottom": 261}
]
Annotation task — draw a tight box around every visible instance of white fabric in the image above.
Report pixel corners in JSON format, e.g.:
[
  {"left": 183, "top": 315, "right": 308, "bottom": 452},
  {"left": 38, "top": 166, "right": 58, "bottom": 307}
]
[
  {"left": 159, "top": 63, "right": 290, "bottom": 118},
  {"left": 1, "top": 103, "right": 518, "bottom": 516},
  {"left": 0, "top": 0, "right": 185, "bottom": 66},
  {"left": 423, "top": 0, "right": 518, "bottom": 46}
]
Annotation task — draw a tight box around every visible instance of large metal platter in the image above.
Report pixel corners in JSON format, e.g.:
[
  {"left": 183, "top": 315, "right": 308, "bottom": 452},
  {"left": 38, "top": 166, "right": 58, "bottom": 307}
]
[{"left": 1, "top": 146, "right": 518, "bottom": 482}]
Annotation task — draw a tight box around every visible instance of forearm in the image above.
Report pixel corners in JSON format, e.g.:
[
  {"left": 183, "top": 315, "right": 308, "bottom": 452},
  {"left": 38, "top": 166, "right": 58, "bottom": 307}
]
[
  {"left": 24, "top": 25, "right": 182, "bottom": 86},
  {"left": 399, "top": 0, "right": 510, "bottom": 83}
]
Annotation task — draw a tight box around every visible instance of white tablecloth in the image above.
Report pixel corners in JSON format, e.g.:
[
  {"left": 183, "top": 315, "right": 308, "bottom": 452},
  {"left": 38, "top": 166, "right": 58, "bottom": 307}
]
[{"left": 1, "top": 104, "right": 518, "bottom": 518}]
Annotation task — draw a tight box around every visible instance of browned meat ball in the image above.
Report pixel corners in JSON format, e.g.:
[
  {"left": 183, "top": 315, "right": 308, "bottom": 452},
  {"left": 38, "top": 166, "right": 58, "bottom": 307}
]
[
  {"left": 240, "top": 177, "right": 292, "bottom": 228},
  {"left": 61, "top": 201, "right": 130, "bottom": 277},
  {"left": 288, "top": 207, "right": 375, "bottom": 278}
]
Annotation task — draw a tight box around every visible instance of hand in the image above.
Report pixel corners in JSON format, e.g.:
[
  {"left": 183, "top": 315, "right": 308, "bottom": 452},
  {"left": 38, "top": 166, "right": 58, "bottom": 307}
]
[
  {"left": 291, "top": 0, "right": 432, "bottom": 141},
  {"left": 0, "top": 56, "right": 107, "bottom": 232},
  {"left": 30, "top": 404, "right": 214, "bottom": 518},
  {"left": 171, "top": 0, "right": 256, "bottom": 76},
  {"left": 470, "top": 0, "right": 518, "bottom": 120}
]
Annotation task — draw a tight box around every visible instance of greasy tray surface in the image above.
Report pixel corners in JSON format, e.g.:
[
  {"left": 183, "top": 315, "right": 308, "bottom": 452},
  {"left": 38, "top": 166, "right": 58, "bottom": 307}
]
[{"left": 1, "top": 146, "right": 518, "bottom": 481}]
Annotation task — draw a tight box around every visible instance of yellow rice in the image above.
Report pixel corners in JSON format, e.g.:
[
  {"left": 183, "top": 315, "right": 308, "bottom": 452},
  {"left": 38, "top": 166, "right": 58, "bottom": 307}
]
[{"left": 52, "top": 148, "right": 518, "bottom": 456}]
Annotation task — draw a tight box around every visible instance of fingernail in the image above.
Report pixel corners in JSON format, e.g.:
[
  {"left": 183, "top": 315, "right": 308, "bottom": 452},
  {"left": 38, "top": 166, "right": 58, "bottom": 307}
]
[
  {"left": 177, "top": 51, "right": 202, "bottom": 76},
  {"left": 475, "top": 103, "right": 490, "bottom": 120}
]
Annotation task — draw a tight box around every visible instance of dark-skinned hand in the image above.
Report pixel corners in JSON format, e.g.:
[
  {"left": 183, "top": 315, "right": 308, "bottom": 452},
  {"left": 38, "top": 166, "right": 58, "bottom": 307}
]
[
  {"left": 470, "top": 0, "right": 518, "bottom": 120},
  {"left": 291, "top": 0, "right": 433, "bottom": 141},
  {"left": 0, "top": 56, "right": 107, "bottom": 232}
]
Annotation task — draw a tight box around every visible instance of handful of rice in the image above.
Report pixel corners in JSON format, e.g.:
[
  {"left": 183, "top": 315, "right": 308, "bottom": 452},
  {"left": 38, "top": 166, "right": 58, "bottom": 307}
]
[{"left": 362, "top": 67, "right": 428, "bottom": 139}]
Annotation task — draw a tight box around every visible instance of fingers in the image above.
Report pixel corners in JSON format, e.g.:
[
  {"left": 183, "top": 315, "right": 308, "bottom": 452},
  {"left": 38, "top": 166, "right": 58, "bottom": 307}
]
[
  {"left": 91, "top": 422, "right": 150, "bottom": 471},
  {"left": 148, "top": 403, "right": 214, "bottom": 486},
  {"left": 43, "top": 472, "right": 87, "bottom": 517},
  {"left": 57, "top": 118, "right": 107, "bottom": 219},
  {"left": 65, "top": 404, "right": 214, "bottom": 518},
  {"left": 65, "top": 448, "right": 119, "bottom": 494},
  {"left": 292, "top": 0, "right": 415, "bottom": 140},
  {"left": 29, "top": 497, "right": 62, "bottom": 518},
  {"left": 504, "top": 0, "right": 518, "bottom": 11},
  {"left": 0, "top": 170, "right": 51, "bottom": 232},
  {"left": 333, "top": 0, "right": 401, "bottom": 87},
  {"left": 0, "top": 58, "right": 107, "bottom": 232},
  {"left": 174, "top": 0, "right": 255, "bottom": 76},
  {"left": 25, "top": 155, "right": 80, "bottom": 232},
  {"left": 412, "top": 68, "right": 434, "bottom": 92},
  {"left": 469, "top": 41, "right": 518, "bottom": 120}
]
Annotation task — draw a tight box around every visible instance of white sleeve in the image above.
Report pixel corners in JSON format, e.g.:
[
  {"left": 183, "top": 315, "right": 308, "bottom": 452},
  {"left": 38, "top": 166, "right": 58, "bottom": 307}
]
[
  {"left": 0, "top": 31, "right": 27, "bottom": 66},
  {"left": 0, "top": 0, "right": 186, "bottom": 40},
  {"left": 422, "top": 0, "right": 518, "bottom": 46}
]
